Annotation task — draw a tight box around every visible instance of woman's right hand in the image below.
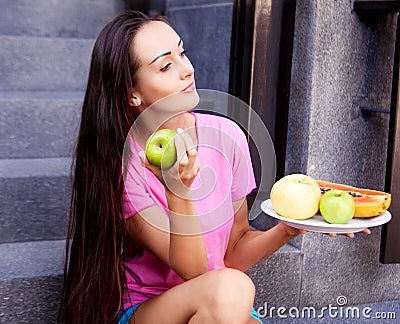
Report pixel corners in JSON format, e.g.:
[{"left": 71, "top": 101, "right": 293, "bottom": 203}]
[{"left": 139, "top": 128, "right": 200, "bottom": 199}]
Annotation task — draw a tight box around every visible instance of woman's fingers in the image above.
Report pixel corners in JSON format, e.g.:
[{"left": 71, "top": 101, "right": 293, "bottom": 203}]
[
  {"left": 174, "top": 131, "right": 189, "bottom": 167},
  {"left": 139, "top": 150, "right": 151, "bottom": 169},
  {"left": 325, "top": 232, "right": 354, "bottom": 238},
  {"left": 177, "top": 127, "right": 196, "bottom": 153},
  {"left": 176, "top": 128, "right": 199, "bottom": 171},
  {"left": 139, "top": 151, "right": 161, "bottom": 176},
  {"left": 324, "top": 228, "right": 371, "bottom": 238}
]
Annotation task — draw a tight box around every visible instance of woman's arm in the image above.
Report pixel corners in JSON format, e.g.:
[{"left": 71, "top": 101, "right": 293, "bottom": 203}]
[
  {"left": 166, "top": 190, "right": 208, "bottom": 280},
  {"left": 224, "top": 198, "right": 304, "bottom": 272},
  {"left": 127, "top": 129, "right": 208, "bottom": 281},
  {"left": 126, "top": 197, "right": 208, "bottom": 281}
]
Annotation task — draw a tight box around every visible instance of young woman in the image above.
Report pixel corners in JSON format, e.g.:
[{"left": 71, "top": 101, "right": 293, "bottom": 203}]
[{"left": 58, "top": 10, "right": 369, "bottom": 324}]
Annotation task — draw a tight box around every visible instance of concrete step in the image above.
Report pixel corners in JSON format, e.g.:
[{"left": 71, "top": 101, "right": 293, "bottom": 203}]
[
  {"left": 0, "top": 35, "right": 95, "bottom": 91},
  {"left": 0, "top": 240, "right": 65, "bottom": 281},
  {"left": 1, "top": 238, "right": 397, "bottom": 324},
  {"left": 0, "top": 275, "right": 63, "bottom": 323},
  {"left": 0, "top": 240, "right": 64, "bottom": 323},
  {"left": 0, "top": 238, "right": 299, "bottom": 323},
  {"left": 0, "top": 91, "right": 83, "bottom": 159},
  {"left": 0, "top": 158, "right": 71, "bottom": 244},
  {"left": 0, "top": 0, "right": 124, "bottom": 39},
  {"left": 246, "top": 243, "right": 303, "bottom": 318}
]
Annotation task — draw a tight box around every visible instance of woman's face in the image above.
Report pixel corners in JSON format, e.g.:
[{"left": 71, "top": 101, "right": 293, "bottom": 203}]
[{"left": 131, "top": 21, "right": 196, "bottom": 109}]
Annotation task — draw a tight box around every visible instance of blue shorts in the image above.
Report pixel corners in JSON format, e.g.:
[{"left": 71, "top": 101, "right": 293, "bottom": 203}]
[
  {"left": 117, "top": 303, "right": 141, "bottom": 324},
  {"left": 118, "top": 304, "right": 263, "bottom": 324}
]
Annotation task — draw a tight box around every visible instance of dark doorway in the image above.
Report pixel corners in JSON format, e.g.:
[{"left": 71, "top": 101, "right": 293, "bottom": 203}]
[{"left": 229, "top": 0, "right": 297, "bottom": 192}]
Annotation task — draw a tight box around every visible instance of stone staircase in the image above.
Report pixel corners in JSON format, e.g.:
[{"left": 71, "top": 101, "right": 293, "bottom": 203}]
[
  {"left": 0, "top": 1, "right": 124, "bottom": 322},
  {"left": 0, "top": 2, "right": 304, "bottom": 323}
]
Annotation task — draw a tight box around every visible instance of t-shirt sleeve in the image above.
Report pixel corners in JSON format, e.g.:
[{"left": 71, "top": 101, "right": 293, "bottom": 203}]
[
  {"left": 230, "top": 123, "right": 257, "bottom": 201},
  {"left": 122, "top": 155, "right": 158, "bottom": 219}
]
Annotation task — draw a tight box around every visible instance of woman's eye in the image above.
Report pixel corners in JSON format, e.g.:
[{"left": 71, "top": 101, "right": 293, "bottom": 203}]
[
  {"left": 180, "top": 50, "right": 187, "bottom": 57},
  {"left": 160, "top": 63, "right": 172, "bottom": 72}
]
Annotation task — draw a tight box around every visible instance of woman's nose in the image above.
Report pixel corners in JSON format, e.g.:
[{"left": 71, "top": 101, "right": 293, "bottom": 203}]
[{"left": 180, "top": 59, "right": 194, "bottom": 79}]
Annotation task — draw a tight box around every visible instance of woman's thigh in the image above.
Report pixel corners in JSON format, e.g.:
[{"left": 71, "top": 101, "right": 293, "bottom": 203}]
[{"left": 132, "top": 268, "right": 256, "bottom": 324}]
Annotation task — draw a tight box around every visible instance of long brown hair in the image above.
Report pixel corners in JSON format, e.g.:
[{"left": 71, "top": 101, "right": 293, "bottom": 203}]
[{"left": 58, "top": 11, "right": 167, "bottom": 323}]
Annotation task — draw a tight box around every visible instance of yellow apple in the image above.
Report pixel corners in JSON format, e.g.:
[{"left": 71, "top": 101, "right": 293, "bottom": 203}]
[{"left": 270, "top": 174, "right": 321, "bottom": 220}]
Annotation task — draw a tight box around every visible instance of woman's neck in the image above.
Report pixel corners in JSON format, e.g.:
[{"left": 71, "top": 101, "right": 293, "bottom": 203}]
[
  {"left": 159, "top": 111, "right": 195, "bottom": 131},
  {"left": 132, "top": 111, "right": 196, "bottom": 148}
]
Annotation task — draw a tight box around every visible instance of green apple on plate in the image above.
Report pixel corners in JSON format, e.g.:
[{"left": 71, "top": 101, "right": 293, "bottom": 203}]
[{"left": 319, "top": 189, "right": 355, "bottom": 224}]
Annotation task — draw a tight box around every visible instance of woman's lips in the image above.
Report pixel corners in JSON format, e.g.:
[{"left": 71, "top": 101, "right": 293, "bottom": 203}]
[{"left": 181, "top": 81, "right": 196, "bottom": 93}]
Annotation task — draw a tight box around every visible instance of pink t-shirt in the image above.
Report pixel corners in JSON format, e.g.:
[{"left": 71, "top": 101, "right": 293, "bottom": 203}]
[{"left": 122, "top": 112, "right": 256, "bottom": 309}]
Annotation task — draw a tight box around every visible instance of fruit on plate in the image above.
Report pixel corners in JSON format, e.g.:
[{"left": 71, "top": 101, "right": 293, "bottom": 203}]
[
  {"left": 270, "top": 174, "right": 321, "bottom": 220},
  {"left": 145, "top": 129, "right": 178, "bottom": 169},
  {"left": 316, "top": 180, "right": 391, "bottom": 217},
  {"left": 319, "top": 189, "right": 355, "bottom": 224}
]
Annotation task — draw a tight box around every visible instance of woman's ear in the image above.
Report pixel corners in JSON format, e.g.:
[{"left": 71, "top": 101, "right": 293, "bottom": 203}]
[
  {"left": 128, "top": 89, "right": 142, "bottom": 107},
  {"left": 129, "top": 96, "right": 142, "bottom": 107}
]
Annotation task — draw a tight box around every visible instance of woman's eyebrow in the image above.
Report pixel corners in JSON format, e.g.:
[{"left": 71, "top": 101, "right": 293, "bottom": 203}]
[
  {"left": 149, "top": 51, "right": 171, "bottom": 65},
  {"left": 149, "top": 38, "right": 183, "bottom": 65}
]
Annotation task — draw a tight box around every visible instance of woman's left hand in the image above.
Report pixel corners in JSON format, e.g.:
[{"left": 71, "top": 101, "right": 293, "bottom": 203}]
[
  {"left": 280, "top": 222, "right": 307, "bottom": 237},
  {"left": 281, "top": 222, "right": 371, "bottom": 238},
  {"left": 326, "top": 228, "right": 371, "bottom": 238}
]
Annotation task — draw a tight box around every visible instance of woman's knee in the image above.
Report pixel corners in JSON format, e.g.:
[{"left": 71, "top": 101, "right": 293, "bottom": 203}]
[
  {"left": 219, "top": 268, "right": 255, "bottom": 299},
  {"left": 204, "top": 268, "right": 256, "bottom": 309}
]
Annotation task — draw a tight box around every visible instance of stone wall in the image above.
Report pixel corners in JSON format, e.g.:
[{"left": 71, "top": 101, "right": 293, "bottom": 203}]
[
  {"left": 287, "top": 0, "right": 400, "bottom": 307},
  {"left": 165, "top": 0, "right": 400, "bottom": 310}
]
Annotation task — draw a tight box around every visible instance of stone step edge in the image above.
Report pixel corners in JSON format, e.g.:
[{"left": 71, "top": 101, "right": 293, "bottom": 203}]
[
  {"left": 275, "top": 242, "right": 301, "bottom": 254},
  {"left": 0, "top": 239, "right": 300, "bottom": 282},
  {"left": 0, "top": 239, "right": 66, "bottom": 281},
  {"left": 0, "top": 34, "right": 96, "bottom": 43},
  {"left": 0, "top": 90, "right": 85, "bottom": 101},
  {"left": 0, "top": 157, "right": 72, "bottom": 178}
]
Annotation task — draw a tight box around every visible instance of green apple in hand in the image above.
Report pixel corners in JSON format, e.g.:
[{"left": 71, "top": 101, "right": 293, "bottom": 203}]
[
  {"left": 319, "top": 189, "right": 355, "bottom": 224},
  {"left": 145, "top": 129, "right": 178, "bottom": 169}
]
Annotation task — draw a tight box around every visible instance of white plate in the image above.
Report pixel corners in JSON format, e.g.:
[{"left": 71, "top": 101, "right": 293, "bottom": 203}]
[{"left": 260, "top": 199, "right": 392, "bottom": 234}]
